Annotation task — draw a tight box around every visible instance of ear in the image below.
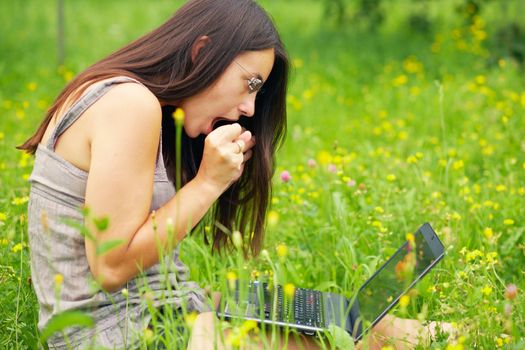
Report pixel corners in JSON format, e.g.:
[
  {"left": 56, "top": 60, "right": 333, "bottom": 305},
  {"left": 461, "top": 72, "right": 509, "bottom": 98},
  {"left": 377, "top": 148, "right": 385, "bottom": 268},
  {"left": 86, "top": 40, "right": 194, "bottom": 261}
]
[{"left": 191, "top": 35, "right": 211, "bottom": 62}]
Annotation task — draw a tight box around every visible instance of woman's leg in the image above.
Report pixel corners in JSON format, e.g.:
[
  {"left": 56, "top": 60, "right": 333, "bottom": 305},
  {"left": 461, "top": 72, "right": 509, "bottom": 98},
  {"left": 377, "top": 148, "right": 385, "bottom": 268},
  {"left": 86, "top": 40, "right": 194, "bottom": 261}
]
[
  {"left": 187, "top": 311, "right": 321, "bottom": 350},
  {"left": 361, "top": 315, "right": 454, "bottom": 350},
  {"left": 187, "top": 292, "right": 321, "bottom": 350},
  {"left": 187, "top": 293, "right": 452, "bottom": 350}
]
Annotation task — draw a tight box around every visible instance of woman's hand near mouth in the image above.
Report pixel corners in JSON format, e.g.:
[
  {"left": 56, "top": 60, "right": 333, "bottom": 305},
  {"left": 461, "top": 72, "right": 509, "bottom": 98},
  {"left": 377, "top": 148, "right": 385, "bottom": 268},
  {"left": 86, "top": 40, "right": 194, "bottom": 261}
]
[{"left": 197, "top": 123, "right": 255, "bottom": 194}]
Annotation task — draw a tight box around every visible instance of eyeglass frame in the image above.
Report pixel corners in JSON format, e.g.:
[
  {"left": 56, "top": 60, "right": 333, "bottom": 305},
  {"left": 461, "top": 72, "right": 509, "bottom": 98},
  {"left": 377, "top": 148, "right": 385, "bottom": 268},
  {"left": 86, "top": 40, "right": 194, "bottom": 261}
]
[{"left": 233, "top": 60, "right": 264, "bottom": 94}]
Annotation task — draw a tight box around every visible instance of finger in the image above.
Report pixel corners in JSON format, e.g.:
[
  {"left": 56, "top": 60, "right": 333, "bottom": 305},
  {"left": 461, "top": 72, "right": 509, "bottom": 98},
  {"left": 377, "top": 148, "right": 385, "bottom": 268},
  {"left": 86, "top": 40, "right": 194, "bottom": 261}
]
[
  {"left": 237, "top": 131, "right": 255, "bottom": 151},
  {"left": 233, "top": 139, "right": 245, "bottom": 154},
  {"left": 212, "top": 123, "right": 242, "bottom": 141},
  {"left": 238, "top": 130, "right": 252, "bottom": 143},
  {"left": 243, "top": 135, "right": 256, "bottom": 151},
  {"left": 243, "top": 149, "right": 253, "bottom": 162}
]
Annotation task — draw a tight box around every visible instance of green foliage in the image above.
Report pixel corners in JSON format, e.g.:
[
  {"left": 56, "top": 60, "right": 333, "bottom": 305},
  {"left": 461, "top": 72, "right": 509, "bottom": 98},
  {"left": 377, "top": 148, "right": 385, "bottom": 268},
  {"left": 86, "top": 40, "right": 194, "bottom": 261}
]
[
  {"left": 39, "top": 312, "right": 94, "bottom": 344},
  {"left": 95, "top": 239, "right": 125, "bottom": 256}
]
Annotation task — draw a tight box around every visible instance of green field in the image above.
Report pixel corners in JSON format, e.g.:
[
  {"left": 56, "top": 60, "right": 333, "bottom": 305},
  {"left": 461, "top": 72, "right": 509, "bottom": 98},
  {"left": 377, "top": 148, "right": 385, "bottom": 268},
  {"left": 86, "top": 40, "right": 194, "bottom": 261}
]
[{"left": 1, "top": 0, "right": 524, "bottom": 349}]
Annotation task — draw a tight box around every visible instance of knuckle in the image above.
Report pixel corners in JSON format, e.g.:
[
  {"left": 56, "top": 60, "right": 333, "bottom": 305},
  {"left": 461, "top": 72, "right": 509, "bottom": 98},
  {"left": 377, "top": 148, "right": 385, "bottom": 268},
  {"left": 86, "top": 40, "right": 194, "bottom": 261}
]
[
  {"left": 207, "top": 138, "right": 219, "bottom": 150},
  {"left": 232, "top": 123, "right": 242, "bottom": 133},
  {"left": 218, "top": 149, "right": 228, "bottom": 160}
]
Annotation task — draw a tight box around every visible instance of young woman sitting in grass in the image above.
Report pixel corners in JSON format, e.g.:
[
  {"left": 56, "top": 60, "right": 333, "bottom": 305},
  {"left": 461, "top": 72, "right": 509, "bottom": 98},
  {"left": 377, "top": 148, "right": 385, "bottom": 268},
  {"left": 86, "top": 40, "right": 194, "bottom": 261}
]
[{"left": 20, "top": 0, "right": 450, "bottom": 348}]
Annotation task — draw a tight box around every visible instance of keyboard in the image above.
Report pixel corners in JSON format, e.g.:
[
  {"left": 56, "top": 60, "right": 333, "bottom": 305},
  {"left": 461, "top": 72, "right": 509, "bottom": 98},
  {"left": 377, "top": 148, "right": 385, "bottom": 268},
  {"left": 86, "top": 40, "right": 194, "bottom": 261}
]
[{"left": 242, "top": 282, "right": 325, "bottom": 328}]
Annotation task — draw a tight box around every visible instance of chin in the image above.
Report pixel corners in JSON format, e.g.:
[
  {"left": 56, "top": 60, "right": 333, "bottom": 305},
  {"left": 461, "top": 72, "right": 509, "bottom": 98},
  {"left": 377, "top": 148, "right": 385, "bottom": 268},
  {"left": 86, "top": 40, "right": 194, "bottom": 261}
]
[{"left": 183, "top": 125, "right": 198, "bottom": 138}]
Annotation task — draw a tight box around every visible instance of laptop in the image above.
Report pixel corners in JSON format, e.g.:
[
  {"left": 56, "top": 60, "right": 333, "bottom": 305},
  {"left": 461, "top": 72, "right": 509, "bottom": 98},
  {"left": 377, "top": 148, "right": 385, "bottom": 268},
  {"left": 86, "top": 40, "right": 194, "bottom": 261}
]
[{"left": 216, "top": 223, "right": 445, "bottom": 342}]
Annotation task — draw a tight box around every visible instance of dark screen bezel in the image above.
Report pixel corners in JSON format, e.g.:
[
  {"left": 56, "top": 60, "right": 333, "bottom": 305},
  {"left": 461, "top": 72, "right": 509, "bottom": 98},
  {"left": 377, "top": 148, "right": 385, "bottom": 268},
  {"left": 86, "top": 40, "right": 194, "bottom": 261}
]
[{"left": 350, "top": 222, "right": 445, "bottom": 341}]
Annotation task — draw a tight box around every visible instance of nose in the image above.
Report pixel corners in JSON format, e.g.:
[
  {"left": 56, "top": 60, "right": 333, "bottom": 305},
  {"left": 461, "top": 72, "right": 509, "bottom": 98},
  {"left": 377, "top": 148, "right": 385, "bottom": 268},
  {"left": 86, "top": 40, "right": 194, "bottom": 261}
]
[{"left": 238, "top": 95, "right": 256, "bottom": 117}]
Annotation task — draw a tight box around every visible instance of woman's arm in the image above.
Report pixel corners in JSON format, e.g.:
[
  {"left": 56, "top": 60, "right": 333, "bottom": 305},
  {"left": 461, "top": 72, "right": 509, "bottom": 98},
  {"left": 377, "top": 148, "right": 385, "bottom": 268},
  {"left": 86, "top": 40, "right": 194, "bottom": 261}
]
[{"left": 83, "top": 83, "right": 252, "bottom": 292}]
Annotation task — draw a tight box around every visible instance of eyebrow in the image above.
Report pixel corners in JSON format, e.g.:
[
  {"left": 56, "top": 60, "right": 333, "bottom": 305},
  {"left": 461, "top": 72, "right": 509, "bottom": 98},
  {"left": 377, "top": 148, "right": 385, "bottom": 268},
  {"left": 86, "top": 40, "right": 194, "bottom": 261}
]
[{"left": 234, "top": 60, "right": 264, "bottom": 82}]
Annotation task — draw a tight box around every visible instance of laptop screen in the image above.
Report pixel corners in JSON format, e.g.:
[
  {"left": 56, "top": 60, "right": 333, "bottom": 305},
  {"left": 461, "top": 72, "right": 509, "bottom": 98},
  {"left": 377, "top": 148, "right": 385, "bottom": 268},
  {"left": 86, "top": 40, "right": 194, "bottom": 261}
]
[{"left": 351, "top": 224, "right": 444, "bottom": 338}]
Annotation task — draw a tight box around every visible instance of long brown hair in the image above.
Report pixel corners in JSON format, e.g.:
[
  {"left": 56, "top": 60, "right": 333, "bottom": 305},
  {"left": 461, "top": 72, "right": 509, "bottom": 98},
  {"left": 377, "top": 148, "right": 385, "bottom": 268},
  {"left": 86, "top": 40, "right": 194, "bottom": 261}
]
[{"left": 18, "top": 0, "right": 289, "bottom": 256}]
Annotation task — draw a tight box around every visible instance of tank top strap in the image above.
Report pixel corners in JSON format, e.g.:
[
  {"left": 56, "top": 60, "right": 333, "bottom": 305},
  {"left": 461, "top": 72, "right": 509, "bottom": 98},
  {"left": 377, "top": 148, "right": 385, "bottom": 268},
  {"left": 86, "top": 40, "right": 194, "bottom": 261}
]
[
  {"left": 156, "top": 121, "right": 166, "bottom": 173},
  {"left": 46, "top": 76, "right": 145, "bottom": 150}
]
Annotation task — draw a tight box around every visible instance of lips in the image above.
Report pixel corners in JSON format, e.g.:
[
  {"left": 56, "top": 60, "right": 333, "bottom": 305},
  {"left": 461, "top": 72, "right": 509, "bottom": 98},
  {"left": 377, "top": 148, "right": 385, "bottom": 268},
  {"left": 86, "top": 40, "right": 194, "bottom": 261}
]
[
  {"left": 212, "top": 117, "right": 236, "bottom": 130},
  {"left": 203, "top": 117, "right": 240, "bottom": 135}
]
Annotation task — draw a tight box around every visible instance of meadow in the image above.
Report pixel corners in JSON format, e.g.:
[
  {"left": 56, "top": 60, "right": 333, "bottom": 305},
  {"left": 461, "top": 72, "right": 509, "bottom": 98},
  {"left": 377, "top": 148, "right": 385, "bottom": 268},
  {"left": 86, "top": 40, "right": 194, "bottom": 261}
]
[{"left": 0, "top": 0, "right": 524, "bottom": 349}]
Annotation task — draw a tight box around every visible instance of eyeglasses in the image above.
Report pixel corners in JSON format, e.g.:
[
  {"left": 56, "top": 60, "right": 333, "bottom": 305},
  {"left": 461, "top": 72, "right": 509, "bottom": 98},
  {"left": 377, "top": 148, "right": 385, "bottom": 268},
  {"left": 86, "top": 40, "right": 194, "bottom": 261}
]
[{"left": 233, "top": 60, "right": 264, "bottom": 94}]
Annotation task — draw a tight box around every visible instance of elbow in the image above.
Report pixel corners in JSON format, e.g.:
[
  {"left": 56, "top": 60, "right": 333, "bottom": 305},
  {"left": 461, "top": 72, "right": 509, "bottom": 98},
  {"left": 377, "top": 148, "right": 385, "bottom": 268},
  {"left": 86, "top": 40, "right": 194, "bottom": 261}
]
[{"left": 90, "top": 266, "right": 128, "bottom": 293}]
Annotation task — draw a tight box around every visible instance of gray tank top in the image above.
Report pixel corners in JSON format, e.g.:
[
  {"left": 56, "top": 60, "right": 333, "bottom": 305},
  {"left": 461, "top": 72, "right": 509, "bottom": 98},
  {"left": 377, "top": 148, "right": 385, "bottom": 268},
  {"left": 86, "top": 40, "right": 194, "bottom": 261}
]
[{"left": 27, "top": 76, "right": 209, "bottom": 349}]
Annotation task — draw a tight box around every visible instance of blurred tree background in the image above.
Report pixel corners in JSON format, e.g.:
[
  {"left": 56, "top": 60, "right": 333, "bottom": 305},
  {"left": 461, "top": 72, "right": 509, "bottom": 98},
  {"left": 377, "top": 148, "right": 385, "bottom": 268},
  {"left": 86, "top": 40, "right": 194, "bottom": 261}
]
[{"left": 321, "top": 0, "right": 525, "bottom": 65}]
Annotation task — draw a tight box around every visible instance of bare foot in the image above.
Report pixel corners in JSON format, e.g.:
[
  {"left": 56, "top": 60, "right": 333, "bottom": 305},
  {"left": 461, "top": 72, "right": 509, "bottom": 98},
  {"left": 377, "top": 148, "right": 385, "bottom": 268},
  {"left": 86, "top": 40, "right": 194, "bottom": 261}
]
[{"left": 363, "top": 315, "right": 455, "bottom": 350}]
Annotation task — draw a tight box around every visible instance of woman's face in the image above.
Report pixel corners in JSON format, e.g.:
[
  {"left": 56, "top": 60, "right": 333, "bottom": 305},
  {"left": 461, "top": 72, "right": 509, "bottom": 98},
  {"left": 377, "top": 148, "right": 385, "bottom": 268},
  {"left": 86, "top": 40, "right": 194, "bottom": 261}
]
[{"left": 179, "top": 48, "right": 275, "bottom": 138}]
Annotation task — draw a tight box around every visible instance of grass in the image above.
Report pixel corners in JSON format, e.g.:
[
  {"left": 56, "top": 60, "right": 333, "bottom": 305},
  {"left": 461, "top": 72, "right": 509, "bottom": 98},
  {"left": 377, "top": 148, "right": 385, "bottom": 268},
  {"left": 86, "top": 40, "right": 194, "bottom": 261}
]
[{"left": 0, "top": 0, "right": 524, "bottom": 348}]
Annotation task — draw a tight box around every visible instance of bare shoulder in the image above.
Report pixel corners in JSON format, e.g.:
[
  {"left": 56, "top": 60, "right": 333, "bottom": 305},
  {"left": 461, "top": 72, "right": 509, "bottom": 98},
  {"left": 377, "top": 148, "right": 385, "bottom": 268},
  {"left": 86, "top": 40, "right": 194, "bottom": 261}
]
[
  {"left": 93, "top": 82, "right": 161, "bottom": 122},
  {"left": 88, "top": 81, "right": 162, "bottom": 143}
]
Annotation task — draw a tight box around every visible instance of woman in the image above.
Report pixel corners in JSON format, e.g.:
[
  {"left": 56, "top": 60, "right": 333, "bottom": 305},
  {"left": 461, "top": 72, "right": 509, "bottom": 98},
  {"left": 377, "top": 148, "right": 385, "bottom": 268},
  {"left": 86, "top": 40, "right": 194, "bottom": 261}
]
[{"left": 20, "top": 0, "right": 448, "bottom": 348}]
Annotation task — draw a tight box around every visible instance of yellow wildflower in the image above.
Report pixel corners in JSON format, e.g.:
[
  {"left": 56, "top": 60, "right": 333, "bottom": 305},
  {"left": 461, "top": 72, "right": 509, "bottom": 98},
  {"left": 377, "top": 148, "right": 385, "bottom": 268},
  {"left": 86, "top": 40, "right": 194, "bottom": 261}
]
[
  {"left": 11, "top": 196, "right": 29, "bottom": 206},
  {"left": 226, "top": 271, "right": 237, "bottom": 282},
  {"left": 483, "top": 228, "right": 493, "bottom": 239},
  {"left": 172, "top": 108, "right": 185, "bottom": 126},
  {"left": 406, "top": 155, "right": 418, "bottom": 164},
  {"left": 317, "top": 150, "right": 332, "bottom": 165},
  {"left": 398, "top": 131, "right": 408, "bottom": 140},
  {"left": 486, "top": 252, "right": 498, "bottom": 265},
  {"left": 495, "top": 184, "right": 506, "bottom": 192},
  {"left": 475, "top": 75, "right": 486, "bottom": 85},
  {"left": 143, "top": 328, "right": 154, "bottom": 343},
  {"left": 284, "top": 283, "right": 295, "bottom": 298},
  {"left": 481, "top": 285, "right": 492, "bottom": 296},
  {"left": 276, "top": 243, "right": 288, "bottom": 258},
  {"left": 446, "top": 343, "right": 464, "bottom": 350},
  {"left": 399, "top": 295, "right": 410, "bottom": 307},
  {"left": 184, "top": 311, "right": 198, "bottom": 328},
  {"left": 27, "top": 82, "right": 37, "bottom": 91},
  {"left": 392, "top": 75, "right": 408, "bottom": 87},
  {"left": 403, "top": 56, "right": 423, "bottom": 74},
  {"left": 267, "top": 210, "right": 279, "bottom": 226},
  {"left": 54, "top": 274, "right": 64, "bottom": 285},
  {"left": 503, "top": 219, "right": 514, "bottom": 226},
  {"left": 226, "top": 271, "right": 237, "bottom": 290},
  {"left": 227, "top": 320, "right": 258, "bottom": 347},
  {"left": 386, "top": 174, "right": 396, "bottom": 182},
  {"left": 452, "top": 160, "right": 464, "bottom": 170},
  {"left": 465, "top": 249, "right": 483, "bottom": 262},
  {"left": 302, "top": 89, "right": 313, "bottom": 100},
  {"left": 12, "top": 243, "right": 24, "bottom": 253}
]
